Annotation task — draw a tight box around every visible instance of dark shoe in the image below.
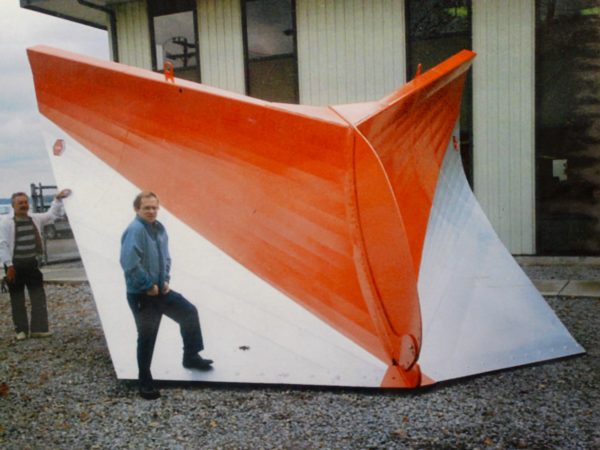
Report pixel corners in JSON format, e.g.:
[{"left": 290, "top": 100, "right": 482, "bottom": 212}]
[
  {"left": 139, "top": 383, "right": 161, "bottom": 400},
  {"left": 183, "top": 354, "right": 214, "bottom": 370},
  {"left": 30, "top": 331, "right": 53, "bottom": 338}
]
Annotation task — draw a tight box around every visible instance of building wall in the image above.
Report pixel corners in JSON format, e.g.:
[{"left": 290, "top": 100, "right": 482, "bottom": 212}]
[
  {"left": 472, "top": 0, "right": 536, "bottom": 254},
  {"left": 112, "top": 0, "right": 407, "bottom": 103},
  {"left": 197, "top": 0, "right": 246, "bottom": 93},
  {"left": 114, "top": 0, "right": 152, "bottom": 70},
  {"left": 296, "top": 0, "right": 406, "bottom": 105}
]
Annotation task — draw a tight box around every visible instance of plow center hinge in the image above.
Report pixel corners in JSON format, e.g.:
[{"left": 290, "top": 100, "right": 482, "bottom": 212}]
[{"left": 398, "top": 334, "right": 419, "bottom": 371}]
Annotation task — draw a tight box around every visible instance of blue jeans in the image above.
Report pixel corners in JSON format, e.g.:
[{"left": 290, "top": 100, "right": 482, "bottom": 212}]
[{"left": 127, "top": 290, "right": 204, "bottom": 385}]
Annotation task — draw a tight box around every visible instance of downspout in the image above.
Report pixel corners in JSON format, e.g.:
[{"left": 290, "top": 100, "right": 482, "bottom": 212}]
[{"left": 77, "top": 0, "right": 119, "bottom": 62}]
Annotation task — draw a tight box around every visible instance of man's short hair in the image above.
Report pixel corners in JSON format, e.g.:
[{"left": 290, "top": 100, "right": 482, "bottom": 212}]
[
  {"left": 133, "top": 191, "right": 159, "bottom": 210},
  {"left": 11, "top": 192, "right": 28, "bottom": 206}
]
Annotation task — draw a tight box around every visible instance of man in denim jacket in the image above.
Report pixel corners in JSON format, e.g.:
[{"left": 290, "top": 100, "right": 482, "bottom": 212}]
[{"left": 121, "top": 191, "right": 213, "bottom": 400}]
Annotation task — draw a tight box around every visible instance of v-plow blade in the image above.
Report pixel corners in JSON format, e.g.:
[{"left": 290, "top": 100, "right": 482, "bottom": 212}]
[{"left": 28, "top": 46, "right": 583, "bottom": 388}]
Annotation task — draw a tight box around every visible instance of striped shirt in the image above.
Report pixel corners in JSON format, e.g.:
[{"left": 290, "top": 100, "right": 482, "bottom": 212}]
[{"left": 13, "top": 217, "right": 42, "bottom": 263}]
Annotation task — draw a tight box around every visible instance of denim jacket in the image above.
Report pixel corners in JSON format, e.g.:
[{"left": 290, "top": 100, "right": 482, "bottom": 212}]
[{"left": 120, "top": 216, "right": 171, "bottom": 294}]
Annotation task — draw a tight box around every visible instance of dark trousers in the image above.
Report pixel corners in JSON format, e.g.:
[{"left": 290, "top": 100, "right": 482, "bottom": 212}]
[
  {"left": 5, "top": 261, "right": 49, "bottom": 335},
  {"left": 127, "top": 290, "right": 204, "bottom": 385}
]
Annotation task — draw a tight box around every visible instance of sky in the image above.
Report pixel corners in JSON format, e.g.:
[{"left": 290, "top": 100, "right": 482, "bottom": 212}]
[{"left": 0, "top": 2, "right": 109, "bottom": 198}]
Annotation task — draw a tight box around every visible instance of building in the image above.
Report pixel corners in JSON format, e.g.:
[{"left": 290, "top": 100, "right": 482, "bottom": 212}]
[{"left": 20, "top": 0, "right": 600, "bottom": 255}]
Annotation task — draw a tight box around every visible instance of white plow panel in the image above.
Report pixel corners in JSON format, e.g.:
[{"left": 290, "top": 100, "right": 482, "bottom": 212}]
[{"left": 418, "top": 139, "right": 584, "bottom": 382}]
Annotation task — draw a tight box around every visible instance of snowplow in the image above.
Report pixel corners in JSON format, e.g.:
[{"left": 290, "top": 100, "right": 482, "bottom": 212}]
[{"left": 27, "top": 46, "right": 583, "bottom": 387}]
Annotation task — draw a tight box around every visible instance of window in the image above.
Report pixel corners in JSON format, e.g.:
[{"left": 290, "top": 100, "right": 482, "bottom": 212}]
[
  {"left": 149, "top": 0, "right": 200, "bottom": 82},
  {"left": 242, "top": 0, "right": 299, "bottom": 103},
  {"left": 536, "top": 0, "right": 600, "bottom": 254},
  {"left": 405, "top": 0, "right": 473, "bottom": 185}
]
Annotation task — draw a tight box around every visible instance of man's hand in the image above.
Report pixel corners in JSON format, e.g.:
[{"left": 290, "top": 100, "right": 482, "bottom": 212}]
[
  {"left": 163, "top": 282, "right": 170, "bottom": 294},
  {"left": 146, "top": 284, "right": 159, "bottom": 296},
  {"left": 6, "top": 266, "right": 16, "bottom": 283},
  {"left": 56, "top": 189, "right": 72, "bottom": 200}
]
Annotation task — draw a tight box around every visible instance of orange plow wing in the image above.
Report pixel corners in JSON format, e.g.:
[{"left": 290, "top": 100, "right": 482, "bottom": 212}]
[{"left": 28, "top": 46, "right": 583, "bottom": 388}]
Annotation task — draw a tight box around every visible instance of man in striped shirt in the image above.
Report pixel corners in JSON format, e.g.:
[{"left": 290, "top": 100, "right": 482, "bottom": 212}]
[{"left": 0, "top": 189, "right": 71, "bottom": 341}]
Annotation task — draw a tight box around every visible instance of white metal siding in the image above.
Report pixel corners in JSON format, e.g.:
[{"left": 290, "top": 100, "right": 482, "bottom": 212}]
[
  {"left": 296, "top": 0, "right": 406, "bottom": 106},
  {"left": 114, "top": 0, "right": 152, "bottom": 70},
  {"left": 473, "top": 0, "right": 535, "bottom": 254},
  {"left": 197, "top": 0, "right": 245, "bottom": 94}
]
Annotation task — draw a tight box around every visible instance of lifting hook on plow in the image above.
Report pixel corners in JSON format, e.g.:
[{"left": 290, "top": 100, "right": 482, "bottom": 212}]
[{"left": 163, "top": 61, "right": 174, "bottom": 83}]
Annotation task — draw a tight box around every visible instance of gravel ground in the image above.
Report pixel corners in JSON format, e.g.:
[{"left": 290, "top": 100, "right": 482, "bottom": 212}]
[
  {"left": 0, "top": 266, "right": 598, "bottom": 449},
  {"left": 520, "top": 262, "right": 600, "bottom": 281}
]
